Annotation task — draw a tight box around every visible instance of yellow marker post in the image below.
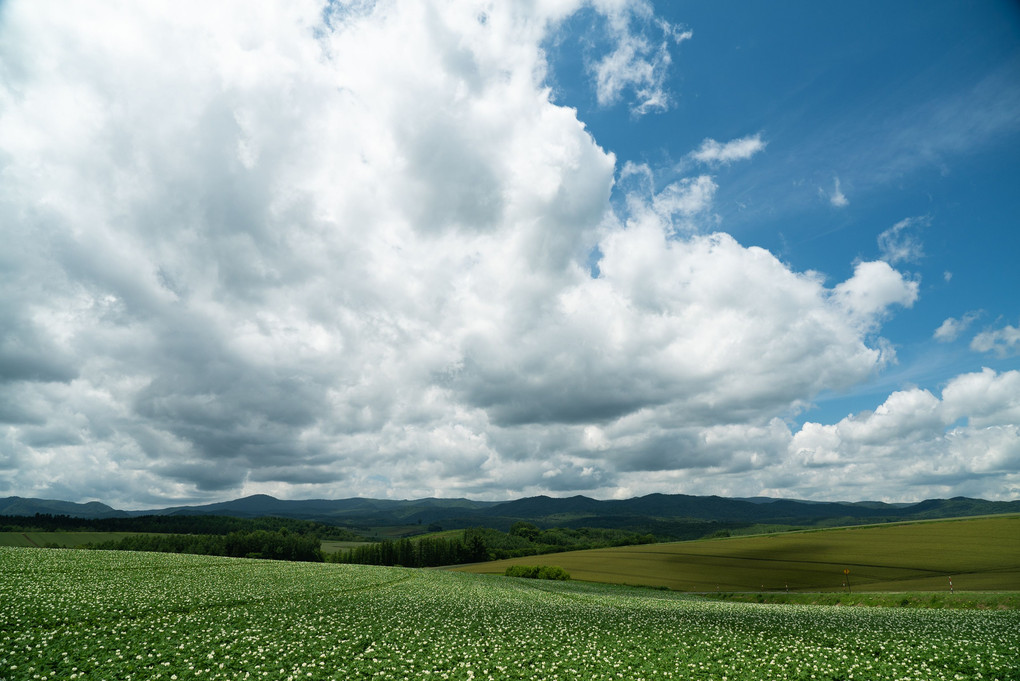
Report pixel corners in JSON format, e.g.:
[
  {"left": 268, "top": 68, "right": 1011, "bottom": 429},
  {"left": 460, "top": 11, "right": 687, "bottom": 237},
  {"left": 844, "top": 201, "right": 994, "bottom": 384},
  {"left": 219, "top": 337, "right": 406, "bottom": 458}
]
[{"left": 844, "top": 568, "right": 851, "bottom": 594}]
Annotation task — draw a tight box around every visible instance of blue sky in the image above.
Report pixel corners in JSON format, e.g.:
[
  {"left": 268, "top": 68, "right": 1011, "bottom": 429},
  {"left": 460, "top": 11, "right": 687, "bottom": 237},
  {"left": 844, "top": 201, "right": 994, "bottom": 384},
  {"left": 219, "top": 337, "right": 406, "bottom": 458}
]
[
  {"left": 1, "top": 0, "right": 1018, "bottom": 508},
  {"left": 549, "top": 1, "right": 1020, "bottom": 425}
]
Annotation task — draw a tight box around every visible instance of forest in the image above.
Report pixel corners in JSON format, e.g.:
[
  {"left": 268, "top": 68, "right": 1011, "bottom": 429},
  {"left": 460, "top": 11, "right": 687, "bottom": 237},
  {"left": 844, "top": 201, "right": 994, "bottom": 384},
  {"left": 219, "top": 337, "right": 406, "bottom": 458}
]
[
  {"left": 84, "top": 529, "right": 325, "bottom": 562},
  {"left": 328, "top": 523, "right": 657, "bottom": 568}
]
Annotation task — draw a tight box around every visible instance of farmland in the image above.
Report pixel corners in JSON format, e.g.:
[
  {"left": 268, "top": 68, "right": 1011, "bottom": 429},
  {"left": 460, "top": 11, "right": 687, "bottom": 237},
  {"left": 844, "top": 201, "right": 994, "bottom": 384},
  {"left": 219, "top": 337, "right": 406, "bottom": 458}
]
[
  {"left": 2, "top": 547, "right": 1018, "bottom": 680},
  {"left": 455, "top": 515, "right": 1020, "bottom": 592}
]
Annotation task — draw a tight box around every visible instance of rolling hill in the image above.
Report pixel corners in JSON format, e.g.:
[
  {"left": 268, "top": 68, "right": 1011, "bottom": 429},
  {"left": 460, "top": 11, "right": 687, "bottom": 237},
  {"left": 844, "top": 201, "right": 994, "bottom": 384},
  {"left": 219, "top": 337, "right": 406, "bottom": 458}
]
[
  {"left": 3, "top": 493, "right": 1019, "bottom": 538},
  {"left": 453, "top": 515, "right": 1020, "bottom": 592}
]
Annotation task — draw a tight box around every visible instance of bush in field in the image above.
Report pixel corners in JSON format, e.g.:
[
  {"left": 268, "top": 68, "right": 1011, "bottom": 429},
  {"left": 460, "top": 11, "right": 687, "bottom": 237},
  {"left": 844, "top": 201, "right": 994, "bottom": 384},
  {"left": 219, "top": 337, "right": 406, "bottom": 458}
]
[{"left": 504, "top": 565, "right": 570, "bottom": 580}]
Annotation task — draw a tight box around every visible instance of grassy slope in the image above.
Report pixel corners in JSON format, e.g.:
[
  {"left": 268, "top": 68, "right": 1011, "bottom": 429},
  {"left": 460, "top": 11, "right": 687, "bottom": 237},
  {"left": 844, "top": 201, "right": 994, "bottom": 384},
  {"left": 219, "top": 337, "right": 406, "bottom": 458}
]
[
  {"left": 453, "top": 515, "right": 1020, "bottom": 592},
  {"left": 701, "top": 591, "right": 1020, "bottom": 609}
]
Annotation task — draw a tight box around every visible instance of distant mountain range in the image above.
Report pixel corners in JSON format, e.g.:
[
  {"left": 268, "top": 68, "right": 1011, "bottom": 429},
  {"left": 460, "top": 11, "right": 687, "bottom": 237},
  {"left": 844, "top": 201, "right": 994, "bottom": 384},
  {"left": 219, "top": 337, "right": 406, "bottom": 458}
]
[{"left": 3, "top": 493, "right": 1018, "bottom": 538}]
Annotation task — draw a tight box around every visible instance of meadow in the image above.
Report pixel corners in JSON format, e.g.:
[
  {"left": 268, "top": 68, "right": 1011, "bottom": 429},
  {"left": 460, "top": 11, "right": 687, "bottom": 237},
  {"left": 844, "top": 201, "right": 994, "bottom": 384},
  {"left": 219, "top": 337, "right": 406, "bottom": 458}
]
[
  {"left": 2, "top": 546, "right": 1018, "bottom": 680},
  {"left": 455, "top": 515, "right": 1020, "bottom": 592}
]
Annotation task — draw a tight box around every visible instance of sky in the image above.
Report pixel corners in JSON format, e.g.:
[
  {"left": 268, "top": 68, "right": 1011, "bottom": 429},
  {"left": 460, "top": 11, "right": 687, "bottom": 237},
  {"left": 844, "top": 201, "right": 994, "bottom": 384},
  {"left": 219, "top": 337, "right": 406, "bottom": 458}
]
[{"left": 1, "top": 0, "right": 1018, "bottom": 509}]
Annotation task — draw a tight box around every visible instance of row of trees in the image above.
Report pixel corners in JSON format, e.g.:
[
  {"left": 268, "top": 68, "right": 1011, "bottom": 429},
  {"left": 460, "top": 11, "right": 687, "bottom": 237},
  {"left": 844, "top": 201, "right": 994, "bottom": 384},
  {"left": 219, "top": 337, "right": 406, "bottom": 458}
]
[
  {"left": 328, "top": 533, "right": 489, "bottom": 567},
  {"left": 85, "top": 529, "right": 324, "bottom": 562},
  {"left": 504, "top": 522, "right": 657, "bottom": 553},
  {"left": 328, "top": 524, "right": 659, "bottom": 568}
]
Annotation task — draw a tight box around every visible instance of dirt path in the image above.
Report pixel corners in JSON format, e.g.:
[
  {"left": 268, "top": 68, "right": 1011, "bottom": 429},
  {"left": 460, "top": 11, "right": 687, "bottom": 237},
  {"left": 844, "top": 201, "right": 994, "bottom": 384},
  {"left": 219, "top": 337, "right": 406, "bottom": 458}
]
[{"left": 21, "top": 533, "right": 41, "bottom": 547}]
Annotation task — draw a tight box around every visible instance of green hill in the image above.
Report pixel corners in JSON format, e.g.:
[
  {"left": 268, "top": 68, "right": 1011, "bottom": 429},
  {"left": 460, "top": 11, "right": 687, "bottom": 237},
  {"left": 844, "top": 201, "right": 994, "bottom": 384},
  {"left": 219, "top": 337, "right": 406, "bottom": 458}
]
[
  {"left": 5, "top": 494, "right": 1018, "bottom": 537},
  {"left": 454, "top": 515, "right": 1020, "bottom": 592}
]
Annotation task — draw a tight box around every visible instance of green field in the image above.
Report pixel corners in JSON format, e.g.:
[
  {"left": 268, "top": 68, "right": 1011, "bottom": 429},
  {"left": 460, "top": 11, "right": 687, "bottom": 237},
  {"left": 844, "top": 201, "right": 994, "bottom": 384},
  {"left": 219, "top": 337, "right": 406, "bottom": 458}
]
[
  {"left": 2, "top": 547, "right": 1018, "bottom": 680},
  {"left": 455, "top": 515, "right": 1020, "bottom": 592}
]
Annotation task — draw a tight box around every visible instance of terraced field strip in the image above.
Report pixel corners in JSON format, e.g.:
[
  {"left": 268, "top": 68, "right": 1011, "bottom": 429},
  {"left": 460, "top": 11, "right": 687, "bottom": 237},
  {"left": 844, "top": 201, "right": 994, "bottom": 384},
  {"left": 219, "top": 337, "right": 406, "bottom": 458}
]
[
  {"left": 0, "top": 531, "right": 170, "bottom": 548},
  {"left": 454, "top": 515, "right": 1020, "bottom": 592}
]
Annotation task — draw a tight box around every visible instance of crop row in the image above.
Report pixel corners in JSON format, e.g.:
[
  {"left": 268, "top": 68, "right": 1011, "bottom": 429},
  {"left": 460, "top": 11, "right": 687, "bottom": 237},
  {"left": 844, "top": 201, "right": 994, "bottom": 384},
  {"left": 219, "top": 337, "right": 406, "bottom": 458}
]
[{"left": 1, "top": 547, "right": 1017, "bottom": 680}]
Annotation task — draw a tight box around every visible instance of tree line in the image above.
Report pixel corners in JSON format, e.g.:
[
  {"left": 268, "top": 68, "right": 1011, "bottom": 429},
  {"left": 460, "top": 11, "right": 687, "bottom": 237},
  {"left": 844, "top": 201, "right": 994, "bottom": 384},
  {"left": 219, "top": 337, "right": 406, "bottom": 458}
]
[
  {"left": 328, "top": 532, "right": 489, "bottom": 567},
  {"left": 328, "top": 523, "right": 657, "bottom": 568},
  {"left": 7, "top": 514, "right": 659, "bottom": 568},
  {"left": 84, "top": 528, "right": 324, "bottom": 562}
]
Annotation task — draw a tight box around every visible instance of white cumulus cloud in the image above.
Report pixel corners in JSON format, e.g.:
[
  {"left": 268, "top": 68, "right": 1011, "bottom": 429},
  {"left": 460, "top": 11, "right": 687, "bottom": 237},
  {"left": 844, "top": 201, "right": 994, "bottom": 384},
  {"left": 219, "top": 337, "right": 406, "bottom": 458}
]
[
  {"left": 782, "top": 369, "right": 1020, "bottom": 500},
  {"left": 971, "top": 319, "right": 1020, "bottom": 358},
  {"left": 831, "top": 261, "right": 919, "bottom": 327},
  {"left": 0, "top": 0, "right": 1008, "bottom": 506}
]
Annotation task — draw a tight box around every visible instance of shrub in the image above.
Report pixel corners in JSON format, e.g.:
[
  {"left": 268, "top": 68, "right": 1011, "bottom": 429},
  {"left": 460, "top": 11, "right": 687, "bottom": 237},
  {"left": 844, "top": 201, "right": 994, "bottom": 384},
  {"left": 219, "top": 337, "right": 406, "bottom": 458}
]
[{"left": 504, "top": 565, "right": 570, "bottom": 581}]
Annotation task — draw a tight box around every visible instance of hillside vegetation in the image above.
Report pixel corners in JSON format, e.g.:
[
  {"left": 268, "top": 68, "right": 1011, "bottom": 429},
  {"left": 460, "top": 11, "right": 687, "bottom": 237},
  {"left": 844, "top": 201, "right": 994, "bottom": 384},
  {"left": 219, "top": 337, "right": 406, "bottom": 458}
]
[{"left": 454, "top": 515, "right": 1020, "bottom": 592}]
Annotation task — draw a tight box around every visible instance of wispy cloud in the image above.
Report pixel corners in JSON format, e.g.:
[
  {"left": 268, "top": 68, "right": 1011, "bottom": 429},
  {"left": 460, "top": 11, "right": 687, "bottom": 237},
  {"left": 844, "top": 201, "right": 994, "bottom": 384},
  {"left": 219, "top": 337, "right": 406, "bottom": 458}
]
[
  {"left": 878, "top": 59, "right": 1020, "bottom": 180},
  {"left": 825, "top": 176, "right": 849, "bottom": 207},
  {"left": 590, "top": 7, "right": 692, "bottom": 116},
  {"left": 802, "top": 59, "right": 1020, "bottom": 206},
  {"left": 934, "top": 311, "right": 981, "bottom": 342},
  {"left": 691, "top": 134, "right": 766, "bottom": 165},
  {"left": 878, "top": 216, "right": 927, "bottom": 264}
]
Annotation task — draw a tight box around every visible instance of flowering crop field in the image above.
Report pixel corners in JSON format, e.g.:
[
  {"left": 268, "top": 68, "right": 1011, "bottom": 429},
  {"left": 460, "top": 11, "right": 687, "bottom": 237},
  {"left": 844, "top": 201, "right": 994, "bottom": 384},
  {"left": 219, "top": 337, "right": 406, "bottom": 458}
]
[{"left": 2, "top": 547, "right": 1017, "bottom": 681}]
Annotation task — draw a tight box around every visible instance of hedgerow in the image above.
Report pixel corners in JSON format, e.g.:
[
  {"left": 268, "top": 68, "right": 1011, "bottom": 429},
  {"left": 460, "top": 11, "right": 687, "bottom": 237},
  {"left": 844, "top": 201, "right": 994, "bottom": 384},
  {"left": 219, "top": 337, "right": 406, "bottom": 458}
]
[{"left": 504, "top": 565, "right": 571, "bottom": 580}]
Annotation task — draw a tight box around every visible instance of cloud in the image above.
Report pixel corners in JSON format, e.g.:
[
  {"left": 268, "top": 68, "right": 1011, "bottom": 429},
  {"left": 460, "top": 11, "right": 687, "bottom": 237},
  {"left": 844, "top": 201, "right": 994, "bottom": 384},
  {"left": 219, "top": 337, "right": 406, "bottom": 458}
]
[
  {"left": 0, "top": 0, "right": 1008, "bottom": 506},
  {"left": 934, "top": 311, "right": 981, "bottom": 342},
  {"left": 691, "top": 134, "right": 766, "bottom": 165},
  {"left": 826, "top": 176, "right": 849, "bottom": 207},
  {"left": 451, "top": 226, "right": 912, "bottom": 434},
  {"left": 782, "top": 369, "right": 1020, "bottom": 500},
  {"left": 877, "top": 216, "right": 927, "bottom": 264},
  {"left": 876, "top": 59, "right": 1020, "bottom": 182},
  {"left": 971, "top": 319, "right": 1020, "bottom": 358},
  {"left": 602, "top": 369, "right": 1020, "bottom": 501},
  {"left": 831, "top": 261, "right": 919, "bottom": 327},
  {"left": 588, "top": 2, "right": 692, "bottom": 115}
]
